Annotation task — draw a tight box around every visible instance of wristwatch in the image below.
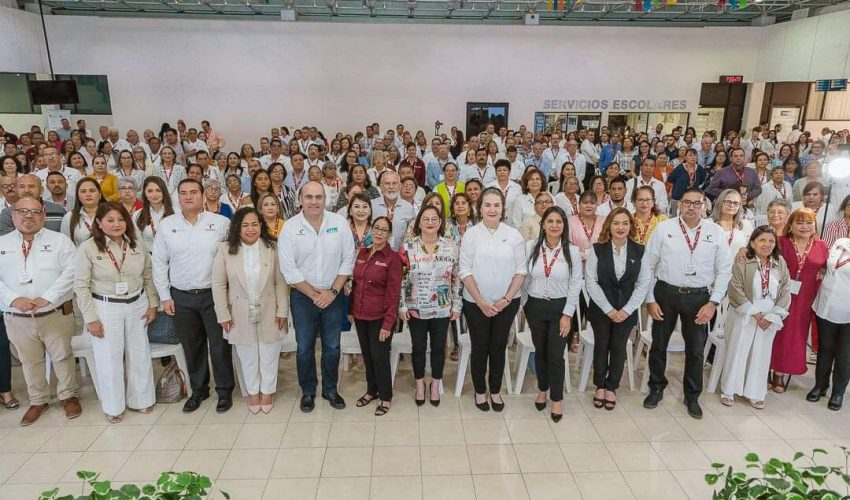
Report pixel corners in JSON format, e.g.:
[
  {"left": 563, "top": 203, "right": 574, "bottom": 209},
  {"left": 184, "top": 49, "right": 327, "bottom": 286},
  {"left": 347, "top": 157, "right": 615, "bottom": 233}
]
[
  {"left": 709, "top": 300, "right": 719, "bottom": 306},
  {"left": 330, "top": 289, "right": 339, "bottom": 296}
]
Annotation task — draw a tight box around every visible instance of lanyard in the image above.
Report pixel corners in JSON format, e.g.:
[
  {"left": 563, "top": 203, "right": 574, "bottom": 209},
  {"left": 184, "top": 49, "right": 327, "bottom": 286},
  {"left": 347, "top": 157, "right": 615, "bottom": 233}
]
[
  {"left": 686, "top": 165, "right": 696, "bottom": 187},
  {"left": 446, "top": 184, "right": 456, "bottom": 199},
  {"left": 775, "top": 182, "right": 786, "bottom": 199},
  {"left": 793, "top": 237, "right": 814, "bottom": 280},
  {"left": 678, "top": 218, "right": 702, "bottom": 255},
  {"left": 292, "top": 170, "right": 305, "bottom": 191},
  {"left": 567, "top": 194, "right": 578, "bottom": 215},
  {"left": 164, "top": 167, "right": 173, "bottom": 183},
  {"left": 105, "top": 240, "right": 128, "bottom": 273},
  {"left": 836, "top": 249, "right": 850, "bottom": 269},
  {"left": 228, "top": 192, "right": 242, "bottom": 210},
  {"left": 149, "top": 215, "right": 157, "bottom": 237},
  {"left": 635, "top": 216, "right": 650, "bottom": 244},
  {"left": 727, "top": 227, "right": 735, "bottom": 246},
  {"left": 759, "top": 258, "right": 771, "bottom": 298},
  {"left": 21, "top": 239, "right": 33, "bottom": 269},
  {"left": 733, "top": 167, "right": 746, "bottom": 186},
  {"left": 580, "top": 217, "right": 596, "bottom": 241},
  {"left": 386, "top": 204, "right": 395, "bottom": 222},
  {"left": 542, "top": 245, "right": 561, "bottom": 278}
]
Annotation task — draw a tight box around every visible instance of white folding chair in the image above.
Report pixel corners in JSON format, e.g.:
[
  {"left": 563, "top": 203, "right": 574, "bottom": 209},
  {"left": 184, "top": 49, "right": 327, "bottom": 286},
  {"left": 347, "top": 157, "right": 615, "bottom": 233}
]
[
  {"left": 513, "top": 305, "right": 576, "bottom": 395},
  {"left": 340, "top": 326, "right": 361, "bottom": 371},
  {"left": 47, "top": 335, "right": 100, "bottom": 400},
  {"left": 454, "top": 316, "right": 517, "bottom": 397},
  {"left": 575, "top": 295, "right": 637, "bottom": 392},
  {"left": 635, "top": 317, "right": 686, "bottom": 393},
  {"left": 703, "top": 299, "right": 728, "bottom": 393},
  {"left": 149, "top": 342, "right": 190, "bottom": 379}
]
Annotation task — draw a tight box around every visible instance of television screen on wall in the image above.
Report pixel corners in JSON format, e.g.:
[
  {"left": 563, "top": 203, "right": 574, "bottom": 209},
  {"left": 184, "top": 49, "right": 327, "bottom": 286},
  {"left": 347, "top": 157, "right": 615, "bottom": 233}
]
[{"left": 28, "top": 80, "right": 79, "bottom": 105}]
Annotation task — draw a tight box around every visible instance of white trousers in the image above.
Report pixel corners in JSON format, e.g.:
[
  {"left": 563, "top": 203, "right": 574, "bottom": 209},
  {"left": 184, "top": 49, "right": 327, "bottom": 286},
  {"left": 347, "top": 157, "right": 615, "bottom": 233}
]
[
  {"left": 90, "top": 296, "right": 155, "bottom": 416},
  {"left": 235, "top": 339, "right": 283, "bottom": 395},
  {"left": 720, "top": 314, "right": 777, "bottom": 402}
]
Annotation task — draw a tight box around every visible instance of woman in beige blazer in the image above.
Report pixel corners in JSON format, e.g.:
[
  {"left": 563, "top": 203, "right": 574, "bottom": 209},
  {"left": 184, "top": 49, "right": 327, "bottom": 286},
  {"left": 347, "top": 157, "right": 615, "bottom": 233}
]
[{"left": 213, "top": 206, "right": 289, "bottom": 414}]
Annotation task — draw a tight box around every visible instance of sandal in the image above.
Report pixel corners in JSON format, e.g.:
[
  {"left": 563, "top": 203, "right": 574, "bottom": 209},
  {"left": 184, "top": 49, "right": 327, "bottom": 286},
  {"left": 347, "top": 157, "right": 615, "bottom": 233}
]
[
  {"left": 106, "top": 413, "right": 123, "bottom": 424},
  {"left": 720, "top": 394, "right": 734, "bottom": 407},
  {"left": 356, "top": 393, "right": 377, "bottom": 407},
  {"left": 750, "top": 400, "right": 764, "bottom": 410},
  {"left": 593, "top": 390, "right": 605, "bottom": 409},
  {"left": 771, "top": 373, "right": 786, "bottom": 394},
  {"left": 374, "top": 402, "right": 391, "bottom": 416},
  {"left": 3, "top": 396, "right": 20, "bottom": 410}
]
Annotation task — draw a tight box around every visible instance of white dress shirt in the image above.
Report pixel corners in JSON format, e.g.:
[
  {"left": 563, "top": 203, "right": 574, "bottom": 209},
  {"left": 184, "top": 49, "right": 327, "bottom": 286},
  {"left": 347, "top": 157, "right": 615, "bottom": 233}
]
[
  {"left": 371, "top": 197, "right": 415, "bottom": 251},
  {"left": 509, "top": 159, "right": 526, "bottom": 181},
  {"left": 510, "top": 193, "right": 536, "bottom": 229},
  {"left": 581, "top": 139, "right": 600, "bottom": 165},
  {"left": 459, "top": 222, "right": 527, "bottom": 303},
  {"left": 0, "top": 229, "right": 76, "bottom": 314},
  {"left": 643, "top": 216, "right": 733, "bottom": 304},
  {"left": 625, "top": 176, "right": 669, "bottom": 214},
  {"left": 813, "top": 238, "right": 850, "bottom": 323},
  {"left": 36, "top": 166, "right": 82, "bottom": 194},
  {"left": 259, "top": 154, "right": 291, "bottom": 171},
  {"left": 152, "top": 211, "right": 230, "bottom": 301},
  {"left": 461, "top": 165, "right": 496, "bottom": 185},
  {"left": 595, "top": 199, "right": 636, "bottom": 218},
  {"left": 60, "top": 210, "right": 95, "bottom": 246},
  {"left": 242, "top": 241, "right": 262, "bottom": 305},
  {"left": 488, "top": 180, "right": 522, "bottom": 219},
  {"left": 132, "top": 206, "right": 170, "bottom": 252},
  {"left": 585, "top": 241, "right": 652, "bottom": 315},
  {"left": 278, "top": 210, "right": 355, "bottom": 289},
  {"left": 523, "top": 241, "right": 583, "bottom": 316}
]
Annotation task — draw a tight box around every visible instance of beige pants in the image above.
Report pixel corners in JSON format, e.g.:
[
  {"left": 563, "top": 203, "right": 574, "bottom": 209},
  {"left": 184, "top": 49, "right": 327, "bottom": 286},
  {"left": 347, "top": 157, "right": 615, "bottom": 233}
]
[{"left": 5, "top": 310, "right": 77, "bottom": 405}]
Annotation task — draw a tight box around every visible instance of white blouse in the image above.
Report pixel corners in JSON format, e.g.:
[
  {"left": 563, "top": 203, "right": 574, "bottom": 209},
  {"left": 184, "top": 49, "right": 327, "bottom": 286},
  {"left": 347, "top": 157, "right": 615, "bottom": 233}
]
[
  {"left": 721, "top": 218, "right": 754, "bottom": 260},
  {"left": 241, "top": 241, "right": 262, "bottom": 306},
  {"left": 813, "top": 238, "right": 850, "bottom": 323},
  {"left": 523, "top": 241, "right": 583, "bottom": 316},
  {"left": 459, "top": 222, "right": 527, "bottom": 303}
]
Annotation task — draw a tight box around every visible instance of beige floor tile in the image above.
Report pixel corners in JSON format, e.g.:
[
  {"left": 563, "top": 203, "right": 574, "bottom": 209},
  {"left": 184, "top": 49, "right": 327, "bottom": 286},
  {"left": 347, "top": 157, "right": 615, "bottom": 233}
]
[
  {"left": 419, "top": 419, "right": 465, "bottom": 446},
  {"left": 590, "top": 416, "right": 647, "bottom": 442},
  {"left": 371, "top": 446, "right": 421, "bottom": 476},
  {"left": 784, "top": 440, "right": 850, "bottom": 467},
  {"left": 421, "top": 475, "right": 476, "bottom": 500},
  {"left": 370, "top": 474, "right": 422, "bottom": 500},
  {"left": 472, "top": 473, "right": 529, "bottom": 499},
  {"left": 717, "top": 415, "right": 781, "bottom": 440},
  {"left": 114, "top": 450, "right": 180, "bottom": 482},
  {"left": 214, "top": 479, "right": 268, "bottom": 500},
  {"left": 271, "top": 448, "right": 325, "bottom": 478},
  {"left": 373, "top": 420, "right": 419, "bottom": 446},
  {"left": 328, "top": 421, "right": 375, "bottom": 447},
  {"left": 172, "top": 449, "right": 229, "bottom": 479},
  {"left": 631, "top": 416, "right": 692, "bottom": 442},
  {"left": 617, "top": 396, "right": 673, "bottom": 417},
  {"left": 759, "top": 414, "right": 826, "bottom": 439},
  {"left": 462, "top": 419, "right": 512, "bottom": 444},
  {"left": 523, "top": 473, "right": 582, "bottom": 500},
  {"left": 467, "top": 444, "right": 521, "bottom": 474},
  {"left": 61, "top": 451, "right": 131, "bottom": 482},
  {"left": 280, "top": 421, "right": 330, "bottom": 448},
  {"left": 39, "top": 425, "right": 105, "bottom": 452},
  {"left": 219, "top": 448, "right": 277, "bottom": 480},
  {"left": 137, "top": 424, "right": 197, "bottom": 451},
  {"left": 0, "top": 483, "right": 58, "bottom": 498},
  {"left": 573, "top": 471, "right": 635, "bottom": 500},
  {"left": 513, "top": 444, "right": 569, "bottom": 474},
  {"left": 799, "top": 413, "right": 850, "bottom": 438},
  {"left": 696, "top": 440, "right": 751, "bottom": 468},
  {"left": 651, "top": 441, "right": 713, "bottom": 471},
  {"left": 8, "top": 451, "right": 81, "bottom": 484},
  {"left": 244, "top": 398, "right": 295, "bottom": 424},
  {"left": 290, "top": 400, "right": 336, "bottom": 422},
  {"left": 185, "top": 423, "right": 242, "bottom": 450},
  {"left": 322, "top": 447, "right": 373, "bottom": 477},
  {"left": 89, "top": 425, "right": 152, "bottom": 451},
  {"left": 316, "top": 476, "right": 370, "bottom": 500},
  {"left": 739, "top": 440, "right": 796, "bottom": 463},
  {"left": 549, "top": 415, "right": 602, "bottom": 443},
  {"left": 506, "top": 419, "right": 556, "bottom": 444},
  {"left": 233, "top": 423, "right": 287, "bottom": 449},
  {"left": 608, "top": 442, "right": 667, "bottom": 471},
  {"left": 675, "top": 415, "right": 736, "bottom": 441},
  {"left": 263, "top": 478, "right": 319, "bottom": 500},
  {"left": 622, "top": 470, "right": 688, "bottom": 500},
  {"left": 420, "top": 445, "right": 471, "bottom": 475},
  {"left": 2, "top": 426, "right": 60, "bottom": 452},
  {"left": 157, "top": 401, "right": 210, "bottom": 424},
  {"left": 201, "top": 405, "right": 249, "bottom": 424},
  {"left": 671, "top": 469, "right": 718, "bottom": 499},
  {"left": 560, "top": 442, "right": 618, "bottom": 473},
  {"left": 0, "top": 453, "right": 31, "bottom": 483},
  {"left": 417, "top": 396, "right": 461, "bottom": 420}
]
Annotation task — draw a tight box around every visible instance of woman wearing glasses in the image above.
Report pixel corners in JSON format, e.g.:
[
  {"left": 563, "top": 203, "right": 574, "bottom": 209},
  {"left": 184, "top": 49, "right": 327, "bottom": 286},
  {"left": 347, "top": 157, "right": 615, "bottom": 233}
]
[{"left": 711, "top": 189, "right": 755, "bottom": 259}]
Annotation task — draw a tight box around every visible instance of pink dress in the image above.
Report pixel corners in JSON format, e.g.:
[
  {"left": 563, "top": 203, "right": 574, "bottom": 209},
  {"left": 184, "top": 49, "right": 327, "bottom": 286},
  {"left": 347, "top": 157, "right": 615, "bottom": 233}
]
[{"left": 770, "top": 236, "right": 827, "bottom": 375}]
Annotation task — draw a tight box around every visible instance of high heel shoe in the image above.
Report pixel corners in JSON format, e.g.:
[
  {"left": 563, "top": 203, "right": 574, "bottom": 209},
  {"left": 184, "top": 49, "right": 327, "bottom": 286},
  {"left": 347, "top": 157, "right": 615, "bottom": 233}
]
[
  {"left": 248, "top": 405, "right": 261, "bottom": 415},
  {"left": 828, "top": 393, "right": 843, "bottom": 411},
  {"left": 550, "top": 412, "right": 563, "bottom": 423},
  {"left": 429, "top": 381, "right": 440, "bottom": 407},
  {"left": 260, "top": 403, "right": 273, "bottom": 414},
  {"left": 806, "top": 386, "right": 828, "bottom": 402},
  {"left": 534, "top": 401, "right": 546, "bottom": 411}
]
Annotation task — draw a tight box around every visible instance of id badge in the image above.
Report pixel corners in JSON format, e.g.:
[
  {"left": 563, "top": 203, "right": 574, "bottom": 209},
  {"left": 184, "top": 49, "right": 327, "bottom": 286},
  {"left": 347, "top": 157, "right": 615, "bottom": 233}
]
[
  {"left": 18, "top": 271, "right": 32, "bottom": 284},
  {"left": 789, "top": 280, "right": 802, "bottom": 295},
  {"left": 114, "top": 282, "right": 129, "bottom": 295},
  {"left": 684, "top": 261, "right": 697, "bottom": 276},
  {"left": 249, "top": 304, "right": 262, "bottom": 324}
]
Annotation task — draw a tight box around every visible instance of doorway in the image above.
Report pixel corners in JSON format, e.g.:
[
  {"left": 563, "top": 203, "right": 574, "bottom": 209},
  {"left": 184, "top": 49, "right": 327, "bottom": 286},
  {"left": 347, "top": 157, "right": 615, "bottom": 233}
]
[{"left": 466, "top": 102, "right": 509, "bottom": 140}]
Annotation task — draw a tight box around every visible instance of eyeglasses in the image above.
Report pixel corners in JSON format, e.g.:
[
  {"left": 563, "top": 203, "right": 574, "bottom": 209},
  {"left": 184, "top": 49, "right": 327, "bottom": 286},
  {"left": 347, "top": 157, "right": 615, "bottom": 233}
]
[
  {"left": 371, "top": 226, "right": 390, "bottom": 234},
  {"left": 1, "top": 183, "right": 15, "bottom": 190},
  {"left": 420, "top": 217, "right": 441, "bottom": 224},
  {"left": 119, "top": 186, "right": 135, "bottom": 191},
  {"left": 635, "top": 198, "right": 654, "bottom": 204},
  {"left": 14, "top": 208, "right": 43, "bottom": 217},
  {"left": 535, "top": 200, "right": 554, "bottom": 206},
  {"left": 680, "top": 200, "right": 705, "bottom": 208},
  {"left": 722, "top": 200, "right": 741, "bottom": 208}
]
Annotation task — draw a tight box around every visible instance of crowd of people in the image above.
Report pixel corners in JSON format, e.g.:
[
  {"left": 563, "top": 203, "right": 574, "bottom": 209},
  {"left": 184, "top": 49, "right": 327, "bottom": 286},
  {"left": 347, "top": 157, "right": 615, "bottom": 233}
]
[{"left": 0, "top": 117, "right": 849, "bottom": 426}]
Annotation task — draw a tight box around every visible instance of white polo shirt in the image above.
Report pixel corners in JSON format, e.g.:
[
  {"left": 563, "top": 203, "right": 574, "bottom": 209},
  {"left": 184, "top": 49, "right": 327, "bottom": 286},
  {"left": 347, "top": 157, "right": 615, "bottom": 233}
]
[
  {"left": 278, "top": 210, "right": 356, "bottom": 289},
  {"left": 0, "top": 228, "right": 76, "bottom": 314}
]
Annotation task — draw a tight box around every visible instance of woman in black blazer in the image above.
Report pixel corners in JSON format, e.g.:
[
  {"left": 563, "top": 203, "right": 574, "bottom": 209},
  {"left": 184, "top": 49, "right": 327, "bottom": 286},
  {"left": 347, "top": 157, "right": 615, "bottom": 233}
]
[{"left": 585, "top": 207, "right": 652, "bottom": 410}]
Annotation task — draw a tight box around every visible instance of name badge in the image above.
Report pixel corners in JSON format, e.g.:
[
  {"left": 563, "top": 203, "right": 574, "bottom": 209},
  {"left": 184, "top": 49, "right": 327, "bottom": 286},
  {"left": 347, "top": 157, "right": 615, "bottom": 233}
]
[
  {"left": 788, "top": 280, "right": 802, "bottom": 295},
  {"left": 19, "top": 271, "right": 32, "bottom": 284},
  {"left": 115, "top": 282, "right": 129, "bottom": 296},
  {"left": 684, "top": 261, "right": 697, "bottom": 276}
]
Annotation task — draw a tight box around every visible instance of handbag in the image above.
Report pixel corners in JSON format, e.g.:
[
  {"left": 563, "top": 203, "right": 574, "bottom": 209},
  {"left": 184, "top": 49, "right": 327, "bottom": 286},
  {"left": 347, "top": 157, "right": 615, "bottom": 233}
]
[
  {"left": 155, "top": 359, "right": 188, "bottom": 404},
  {"left": 147, "top": 310, "right": 179, "bottom": 345}
]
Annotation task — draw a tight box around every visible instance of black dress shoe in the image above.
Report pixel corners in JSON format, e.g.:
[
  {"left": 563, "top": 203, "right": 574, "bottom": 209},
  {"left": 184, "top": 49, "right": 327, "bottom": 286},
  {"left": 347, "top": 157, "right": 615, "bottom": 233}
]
[
  {"left": 806, "top": 386, "right": 828, "bottom": 402},
  {"left": 491, "top": 399, "right": 505, "bottom": 412},
  {"left": 685, "top": 399, "right": 703, "bottom": 419},
  {"left": 474, "top": 394, "right": 490, "bottom": 412},
  {"left": 828, "top": 393, "right": 843, "bottom": 411},
  {"left": 534, "top": 401, "right": 546, "bottom": 411},
  {"left": 182, "top": 393, "right": 209, "bottom": 413},
  {"left": 551, "top": 411, "right": 563, "bottom": 423},
  {"left": 216, "top": 398, "right": 233, "bottom": 413},
  {"left": 322, "top": 392, "right": 346, "bottom": 410},
  {"left": 643, "top": 390, "right": 663, "bottom": 409},
  {"left": 300, "top": 395, "right": 315, "bottom": 413}
]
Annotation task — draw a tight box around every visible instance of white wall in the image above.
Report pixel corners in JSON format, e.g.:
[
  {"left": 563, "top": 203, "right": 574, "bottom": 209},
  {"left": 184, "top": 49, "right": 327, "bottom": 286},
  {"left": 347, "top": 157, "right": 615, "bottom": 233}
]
[{"left": 1, "top": 9, "right": 768, "bottom": 144}]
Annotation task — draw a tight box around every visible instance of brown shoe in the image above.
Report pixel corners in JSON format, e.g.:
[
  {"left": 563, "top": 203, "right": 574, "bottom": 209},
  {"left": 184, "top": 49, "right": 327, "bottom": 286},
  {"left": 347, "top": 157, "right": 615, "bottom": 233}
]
[
  {"left": 61, "top": 397, "right": 82, "bottom": 419},
  {"left": 20, "top": 404, "right": 48, "bottom": 426}
]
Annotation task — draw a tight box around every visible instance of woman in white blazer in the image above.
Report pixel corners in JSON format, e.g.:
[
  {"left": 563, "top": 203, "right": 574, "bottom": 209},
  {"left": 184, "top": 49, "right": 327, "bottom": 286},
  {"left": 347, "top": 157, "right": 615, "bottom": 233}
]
[{"left": 212, "top": 206, "right": 289, "bottom": 414}]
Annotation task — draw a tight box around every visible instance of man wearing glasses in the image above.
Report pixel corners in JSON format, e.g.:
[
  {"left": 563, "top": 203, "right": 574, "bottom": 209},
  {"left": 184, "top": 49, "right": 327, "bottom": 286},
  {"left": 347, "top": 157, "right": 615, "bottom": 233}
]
[
  {"left": 0, "top": 196, "right": 79, "bottom": 426},
  {"left": 34, "top": 146, "right": 81, "bottom": 194},
  {"left": 0, "top": 174, "right": 66, "bottom": 236},
  {"left": 641, "top": 188, "right": 732, "bottom": 419}
]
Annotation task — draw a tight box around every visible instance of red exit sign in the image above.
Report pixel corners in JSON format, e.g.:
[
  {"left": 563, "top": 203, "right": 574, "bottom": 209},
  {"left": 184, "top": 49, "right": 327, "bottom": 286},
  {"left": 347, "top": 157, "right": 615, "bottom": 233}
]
[{"left": 719, "top": 75, "right": 744, "bottom": 84}]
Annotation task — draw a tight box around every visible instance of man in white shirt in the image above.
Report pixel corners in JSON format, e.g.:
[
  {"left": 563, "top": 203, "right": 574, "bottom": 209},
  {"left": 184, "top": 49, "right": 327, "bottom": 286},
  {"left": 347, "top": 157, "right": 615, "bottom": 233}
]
[
  {"left": 182, "top": 128, "right": 209, "bottom": 165},
  {"left": 76, "top": 119, "right": 93, "bottom": 140},
  {"left": 649, "top": 123, "right": 664, "bottom": 142},
  {"left": 285, "top": 152, "right": 309, "bottom": 192},
  {"left": 742, "top": 128, "right": 761, "bottom": 160},
  {"left": 34, "top": 146, "right": 81, "bottom": 195},
  {"left": 359, "top": 125, "right": 378, "bottom": 154},
  {"left": 371, "top": 171, "right": 415, "bottom": 251},
  {"left": 260, "top": 139, "right": 290, "bottom": 170},
  {"left": 108, "top": 128, "right": 132, "bottom": 153},
  {"left": 153, "top": 178, "right": 233, "bottom": 413},
  {"left": 305, "top": 144, "right": 322, "bottom": 169},
  {"left": 126, "top": 129, "right": 152, "bottom": 157},
  {"left": 581, "top": 130, "right": 600, "bottom": 186},
  {"left": 785, "top": 124, "right": 802, "bottom": 146},
  {"left": 279, "top": 182, "right": 355, "bottom": 413},
  {"left": 542, "top": 134, "right": 568, "bottom": 181},
  {"left": 625, "top": 158, "right": 669, "bottom": 213},
  {"left": 0, "top": 196, "right": 79, "bottom": 426},
  {"left": 56, "top": 118, "right": 73, "bottom": 141},
  {"left": 641, "top": 188, "right": 732, "bottom": 419},
  {"left": 596, "top": 178, "right": 634, "bottom": 217},
  {"left": 507, "top": 146, "right": 526, "bottom": 182},
  {"left": 562, "top": 139, "right": 587, "bottom": 182},
  {"left": 462, "top": 149, "right": 497, "bottom": 185},
  {"left": 195, "top": 151, "right": 222, "bottom": 184}
]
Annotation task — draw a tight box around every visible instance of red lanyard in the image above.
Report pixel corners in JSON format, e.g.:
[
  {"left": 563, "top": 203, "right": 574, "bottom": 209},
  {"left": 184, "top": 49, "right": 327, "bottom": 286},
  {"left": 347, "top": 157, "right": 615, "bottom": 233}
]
[
  {"left": 836, "top": 249, "right": 850, "bottom": 269},
  {"left": 679, "top": 218, "right": 702, "bottom": 255},
  {"left": 727, "top": 227, "right": 735, "bottom": 246},
  {"left": 386, "top": 204, "right": 395, "bottom": 222},
  {"left": 542, "top": 245, "right": 561, "bottom": 278},
  {"left": 164, "top": 168, "right": 173, "bottom": 183},
  {"left": 733, "top": 167, "right": 745, "bottom": 186},
  {"left": 686, "top": 166, "right": 696, "bottom": 187},
  {"left": 21, "top": 239, "right": 33, "bottom": 268},
  {"left": 447, "top": 184, "right": 456, "bottom": 199},
  {"left": 775, "top": 183, "right": 786, "bottom": 199},
  {"left": 149, "top": 216, "right": 157, "bottom": 237},
  {"left": 567, "top": 194, "right": 578, "bottom": 215},
  {"left": 793, "top": 237, "right": 814, "bottom": 280},
  {"left": 580, "top": 218, "right": 596, "bottom": 241},
  {"left": 293, "top": 171, "right": 304, "bottom": 191},
  {"left": 105, "top": 240, "right": 128, "bottom": 273},
  {"left": 229, "top": 192, "right": 242, "bottom": 210},
  {"left": 759, "top": 258, "right": 771, "bottom": 298}
]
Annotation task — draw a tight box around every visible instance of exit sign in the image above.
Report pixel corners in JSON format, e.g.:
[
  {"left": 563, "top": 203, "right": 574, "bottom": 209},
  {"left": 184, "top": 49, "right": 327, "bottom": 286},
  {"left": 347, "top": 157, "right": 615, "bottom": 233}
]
[
  {"left": 816, "top": 79, "right": 848, "bottom": 92},
  {"left": 719, "top": 75, "right": 744, "bottom": 84}
]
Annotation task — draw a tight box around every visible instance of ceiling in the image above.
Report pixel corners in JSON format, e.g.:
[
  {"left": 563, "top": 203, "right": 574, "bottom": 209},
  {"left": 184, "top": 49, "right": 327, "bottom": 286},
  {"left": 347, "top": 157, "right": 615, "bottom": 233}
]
[{"left": 23, "top": 0, "right": 849, "bottom": 26}]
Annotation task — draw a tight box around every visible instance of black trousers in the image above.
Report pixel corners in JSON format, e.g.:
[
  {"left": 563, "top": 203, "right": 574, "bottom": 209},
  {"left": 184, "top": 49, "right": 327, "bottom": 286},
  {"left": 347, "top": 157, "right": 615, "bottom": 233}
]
[
  {"left": 354, "top": 319, "right": 394, "bottom": 401},
  {"left": 409, "top": 316, "right": 450, "bottom": 380},
  {"left": 172, "top": 288, "right": 234, "bottom": 399},
  {"left": 463, "top": 298, "right": 520, "bottom": 395},
  {"left": 0, "top": 318, "right": 11, "bottom": 393},
  {"left": 590, "top": 317, "right": 631, "bottom": 391},
  {"left": 524, "top": 297, "right": 569, "bottom": 401},
  {"left": 648, "top": 282, "right": 709, "bottom": 401},
  {"left": 814, "top": 316, "right": 850, "bottom": 395},
  {"left": 583, "top": 164, "right": 597, "bottom": 191}
]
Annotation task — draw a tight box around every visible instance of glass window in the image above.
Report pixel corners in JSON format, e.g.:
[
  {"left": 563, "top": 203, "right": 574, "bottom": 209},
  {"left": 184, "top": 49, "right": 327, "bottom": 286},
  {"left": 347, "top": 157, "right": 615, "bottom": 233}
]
[
  {"left": 58, "top": 75, "right": 112, "bottom": 115},
  {"left": 607, "top": 113, "right": 648, "bottom": 134},
  {"left": 0, "top": 73, "right": 38, "bottom": 114},
  {"left": 694, "top": 108, "right": 724, "bottom": 137},
  {"left": 648, "top": 113, "right": 689, "bottom": 134}
]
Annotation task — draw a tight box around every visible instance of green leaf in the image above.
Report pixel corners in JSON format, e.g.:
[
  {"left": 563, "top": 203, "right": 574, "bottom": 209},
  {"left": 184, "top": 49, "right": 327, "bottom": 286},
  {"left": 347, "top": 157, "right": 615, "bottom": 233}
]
[
  {"left": 175, "top": 472, "right": 193, "bottom": 487},
  {"left": 38, "top": 487, "right": 59, "bottom": 499},
  {"left": 810, "top": 466, "right": 830, "bottom": 475},
  {"left": 91, "top": 481, "right": 112, "bottom": 495},
  {"left": 793, "top": 451, "right": 805, "bottom": 461},
  {"left": 119, "top": 484, "right": 141, "bottom": 497},
  {"left": 749, "top": 485, "right": 768, "bottom": 496},
  {"left": 711, "top": 462, "right": 726, "bottom": 469},
  {"left": 705, "top": 474, "right": 719, "bottom": 485},
  {"left": 221, "top": 491, "right": 231, "bottom": 499},
  {"left": 197, "top": 476, "right": 212, "bottom": 489},
  {"left": 765, "top": 478, "right": 791, "bottom": 491},
  {"left": 141, "top": 485, "right": 156, "bottom": 495},
  {"left": 745, "top": 453, "right": 760, "bottom": 463},
  {"left": 78, "top": 471, "right": 99, "bottom": 481},
  {"left": 813, "top": 448, "right": 828, "bottom": 455}
]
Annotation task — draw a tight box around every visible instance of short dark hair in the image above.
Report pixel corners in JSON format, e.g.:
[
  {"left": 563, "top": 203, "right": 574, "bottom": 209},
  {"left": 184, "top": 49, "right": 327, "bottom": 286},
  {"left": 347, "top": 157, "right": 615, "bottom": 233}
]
[
  {"left": 412, "top": 204, "right": 445, "bottom": 237},
  {"left": 177, "top": 178, "right": 204, "bottom": 193}
]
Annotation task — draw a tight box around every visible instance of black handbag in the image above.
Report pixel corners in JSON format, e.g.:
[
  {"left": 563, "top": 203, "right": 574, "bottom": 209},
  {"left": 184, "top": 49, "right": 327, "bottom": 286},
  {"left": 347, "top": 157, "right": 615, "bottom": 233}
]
[{"left": 147, "top": 311, "right": 179, "bottom": 345}]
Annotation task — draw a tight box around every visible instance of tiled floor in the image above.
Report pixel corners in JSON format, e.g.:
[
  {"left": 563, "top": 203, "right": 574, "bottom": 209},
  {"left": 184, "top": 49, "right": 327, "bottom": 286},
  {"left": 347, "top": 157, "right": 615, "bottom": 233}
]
[{"left": 1, "top": 352, "right": 848, "bottom": 500}]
